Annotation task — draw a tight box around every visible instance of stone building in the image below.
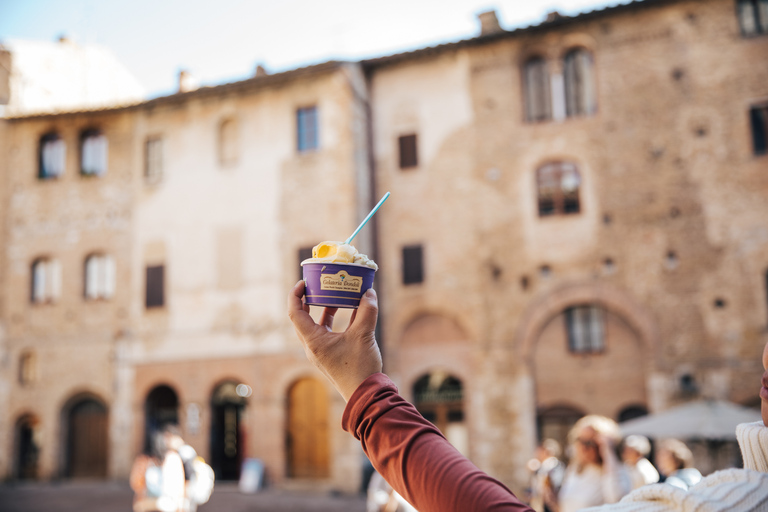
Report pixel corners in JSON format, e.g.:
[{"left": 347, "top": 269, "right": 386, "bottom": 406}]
[{"left": 1, "top": 0, "right": 767, "bottom": 497}]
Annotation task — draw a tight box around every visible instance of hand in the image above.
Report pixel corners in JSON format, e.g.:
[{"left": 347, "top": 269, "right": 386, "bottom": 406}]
[{"left": 287, "top": 280, "right": 382, "bottom": 402}]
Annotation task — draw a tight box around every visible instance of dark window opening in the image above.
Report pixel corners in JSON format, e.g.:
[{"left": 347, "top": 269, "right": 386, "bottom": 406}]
[
  {"left": 398, "top": 134, "right": 418, "bottom": 169},
  {"left": 402, "top": 245, "right": 424, "bottom": 285},
  {"left": 145, "top": 265, "right": 165, "bottom": 309},
  {"left": 565, "top": 305, "right": 605, "bottom": 354},
  {"left": 737, "top": 0, "right": 768, "bottom": 36},
  {"left": 563, "top": 48, "right": 596, "bottom": 117},
  {"left": 39, "top": 132, "right": 65, "bottom": 179},
  {"left": 80, "top": 129, "right": 107, "bottom": 176},
  {"left": 714, "top": 298, "right": 727, "bottom": 309},
  {"left": 297, "top": 106, "right": 318, "bottom": 152},
  {"left": 750, "top": 105, "right": 768, "bottom": 155},
  {"left": 537, "top": 162, "right": 581, "bottom": 217}
]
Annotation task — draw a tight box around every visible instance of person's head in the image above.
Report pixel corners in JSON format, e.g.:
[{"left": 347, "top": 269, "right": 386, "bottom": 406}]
[
  {"left": 161, "top": 423, "right": 184, "bottom": 452},
  {"left": 656, "top": 438, "right": 693, "bottom": 476},
  {"left": 535, "top": 438, "right": 562, "bottom": 462},
  {"left": 621, "top": 434, "right": 651, "bottom": 465},
  {"left": 568, "top": 415, "right": 621, "bottom": 467},
  {"left": 761, "top": 340, "right": 768, "bottom": 425}
]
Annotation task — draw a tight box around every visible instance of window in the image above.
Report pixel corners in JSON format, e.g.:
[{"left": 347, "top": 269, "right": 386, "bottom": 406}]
[
  {"left": 30, "top": 257, "right": 61, "bottom": 304},
  {"left": 524, "top": 57, "right": 551, "bottom": 122},
  {"left": 84, "top": 254, "right": 115, "bottom": 300},
  {"left": 145, "top": 136, "right": 163, "bottom": 183},
  {"left": 39, "top": 132, "right": 65, "bottom": 179},
  {"left": 398, "top": 134, "right": 418, "bottom": 169},
  {"left": 80, "top": 129, "right": 108, "bottom": 176},
  {"left": 145, "top": 265, "right": 165, "bottom": 309},
  {"left": 298, "top": 247, "right": 313, "bottom": 280},
  {"left": 737, "top": 0, "right": 768, "bottom": 36},
  {"left": 750, "top": 104, "right": 768, "bottom": 155},
  {"left": 218, "top": 118, "right": 240, "bottom": 167},
  {"left": 402, "top": 245, "right": 424, "bottom": 285},
  {"left": 18, "top": 350, "right": 37, "bottom": 386},
  {"left": 297, "top": 106, "right": 318, "bottom": 152},
  {"left": 536, "top": 162, "right": 581, "bottom": 216},
  {"left": 565, "top": 305, "right": 605, "bottom": 353},
  {"left": 563, "top": 49, "right": 596, "bottom": 117}
]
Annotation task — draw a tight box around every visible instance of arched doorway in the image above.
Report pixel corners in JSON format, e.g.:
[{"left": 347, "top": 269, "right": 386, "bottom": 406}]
[
  {"left": 210, "top": 381, "right": 248, "bottom": 480},
  {"left": 64, "top": 396, "right": 108, "bottom": 478},
  {"left": 286, "top": 377, "right": 329, "bottom": 479},
  {"left": 15, "top": 414, "right": 41, "bottom": 479},
  {"left": 413, "top": 371, "right": 468, "bottom": 456},
  {"left": 144, "top": 385, "right": 179, "bottom": 454},
  {"left": 537, "top": 404, "right": 585, "bottom": 458}
]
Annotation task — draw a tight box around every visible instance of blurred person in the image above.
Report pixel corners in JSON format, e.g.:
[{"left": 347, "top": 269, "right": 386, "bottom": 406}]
[
  {"left": 526, "top": 439, "right": 565, "bottom": 512},
  {"left": 557, "top": 415, "right": 632, "bottom": 512},
  {"left": 287, "top": 282, "right": 768, "bottom": 512},
  {"left": 654, "top": 439, "right": 701, "bottom": 491},
  {"left": 130, "top": 439, "right": 162, "bottom": 512},
  {"left": 621, "top": 435, "right": 659, "bottom": 489},
  {"left": 130, "top": 425, "right": 186, "bottom": 512},
  {"left": 367, "top": 470, "right": 418, "bottom": 512}
]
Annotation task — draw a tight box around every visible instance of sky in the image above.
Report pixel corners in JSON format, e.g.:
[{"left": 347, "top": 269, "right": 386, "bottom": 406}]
[{"left": 0, "top": 0, "right": 625, "bottom": 99}]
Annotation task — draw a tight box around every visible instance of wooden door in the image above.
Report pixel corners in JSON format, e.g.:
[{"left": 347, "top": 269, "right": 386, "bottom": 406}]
[
  {"left": 287, "top": 378, "right": 329, "bottom": 478},
  {"left": 68, "top": 399, "right": 108, "bottom": 478}
]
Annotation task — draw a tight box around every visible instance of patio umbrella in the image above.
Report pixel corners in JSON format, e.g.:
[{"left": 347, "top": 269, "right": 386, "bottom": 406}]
[{"left": 619, "top": 399, "right": 762, "bottom": 440}]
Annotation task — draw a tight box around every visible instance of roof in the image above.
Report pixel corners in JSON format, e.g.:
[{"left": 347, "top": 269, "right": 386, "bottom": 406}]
[
  {"left": 6, "top": 0, "right": 682, "bottom": 120},
  {"left": 361, "top": 0, "right": 682, "bottom": 69}
]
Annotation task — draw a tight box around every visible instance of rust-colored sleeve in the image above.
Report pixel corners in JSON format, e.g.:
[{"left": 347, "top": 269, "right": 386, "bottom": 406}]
[{"left": 343, "top": 373, "right": 533, "bottom": 512}]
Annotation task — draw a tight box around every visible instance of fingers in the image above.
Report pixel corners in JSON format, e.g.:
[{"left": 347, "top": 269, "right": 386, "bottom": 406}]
[
  {"left": 288, "top": 281, "right": 316, "bottom": 336},
  {"left": 350, "top": 288, "right": 378, "bottom": 334},
  {"left": 319, "top": 307, "right": 338, "bottom": 331}
]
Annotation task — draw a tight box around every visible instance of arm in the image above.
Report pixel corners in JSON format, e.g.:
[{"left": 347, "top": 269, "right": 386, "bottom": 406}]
[{"left": 288, "top": 281, "right": 532, "bottom": 512}]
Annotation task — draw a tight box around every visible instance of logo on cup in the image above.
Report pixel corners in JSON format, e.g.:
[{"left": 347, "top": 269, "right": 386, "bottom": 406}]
[{"left": 320, "top": 271, "right": 363, "bottom": 293}]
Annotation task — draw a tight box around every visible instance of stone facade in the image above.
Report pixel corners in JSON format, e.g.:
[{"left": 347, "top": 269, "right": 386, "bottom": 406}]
[{"left": 0, "top": 0, "right": 766, "bottom": 497}]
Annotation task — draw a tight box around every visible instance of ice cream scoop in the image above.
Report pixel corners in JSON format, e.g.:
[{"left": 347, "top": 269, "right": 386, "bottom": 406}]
[{"left": 302, "top": 241, "right": 378, "bottom": 270}]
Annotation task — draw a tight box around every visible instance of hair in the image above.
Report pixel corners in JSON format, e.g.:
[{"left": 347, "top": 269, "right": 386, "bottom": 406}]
[
  {"left": 541, "top": 438, "right": 562, "bottom": 458},
  {"left": 658, "top": 438, "right": 694, "bottom": 470},
  {"left": 623, "top": 434, "right": 651, "bottom": 456},
  {"left": 567, "top": 415, "right": 622, "bottom": 469},
  {"left": 161, "top": 423, "right": 182, "bottom": 437}
]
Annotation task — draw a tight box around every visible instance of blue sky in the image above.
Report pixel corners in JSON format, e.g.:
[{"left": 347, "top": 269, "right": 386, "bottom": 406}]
[{"left": 0, "top": 0, "right": 623, "bottom": 98}]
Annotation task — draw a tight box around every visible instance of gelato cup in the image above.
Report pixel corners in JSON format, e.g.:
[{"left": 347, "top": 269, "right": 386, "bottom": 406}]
[{"left": 302, "top": 262, "right": 376, "bottom": 309}]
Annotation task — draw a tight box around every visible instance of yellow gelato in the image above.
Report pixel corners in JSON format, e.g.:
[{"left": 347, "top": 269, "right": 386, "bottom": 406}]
[{"left": 302, "top": 241, "right": 378, "bottom": 270}]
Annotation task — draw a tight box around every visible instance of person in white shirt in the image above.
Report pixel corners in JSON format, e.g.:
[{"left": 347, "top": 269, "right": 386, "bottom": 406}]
[{"left": 621, "top": 435, "right": 660, "bottom": 490}]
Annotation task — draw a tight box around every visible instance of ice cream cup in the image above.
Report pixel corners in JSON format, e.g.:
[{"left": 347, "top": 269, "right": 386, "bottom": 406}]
[{"left": 302, "top": 262, "right": 376, "bottom": 309}]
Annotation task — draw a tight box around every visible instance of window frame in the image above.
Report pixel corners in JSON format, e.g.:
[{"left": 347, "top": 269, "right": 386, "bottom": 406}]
[
  {"left": 145, "top": 264, "right": 166, "bottom": 309},
  {"left": 402, "top": 245, "right": 424, "bottom": 285},
  {"left": 565, "top": 304, "right": 606, "bottom": 354},
  {"left": 523, "top": 56, "right": 552, "bottom": 123},
  {"left": 84, "top": 253, "right": 116, "bottom": 301},
  {"left": 750, "top": 104, "right": 768, "bottom": 156},
  {"left": 398, "top": 134, "right": 419, "bottom": 169},
  {"left": 79, "top": 128, "right": 108, "bottom": 177},
  {"left": 38, "top": 132, "right": 66, "bottom": 180},
  {"left": 218, "top": 117, "right": 240, "bottom": 167},
  {"left": 145, "top": 136, "right": 164, "bottom": 183},
  {"left": 30, "top": 257, "right": 61, "bottom": 304},
  {"left": 536, "top": 162, "right": 582, "bottom": 217},
  {"left": 563, "top": 47, "right": 597, "bottom": 118},
  {"left": 296, "top": 106, "right": 319, "bottom": 153},
  {"left": 737, "top": 0, "right": 768, "bottom": 36}
]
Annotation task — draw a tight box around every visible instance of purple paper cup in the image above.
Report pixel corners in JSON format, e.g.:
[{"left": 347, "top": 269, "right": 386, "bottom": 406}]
[{"left": 302, "top": 262, "right": 376, "bottom": 309}]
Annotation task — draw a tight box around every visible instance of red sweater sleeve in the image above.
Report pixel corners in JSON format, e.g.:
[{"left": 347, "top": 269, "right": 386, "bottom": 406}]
[{"left": 342, "top": 373, "right": 533, "bottom": 512}]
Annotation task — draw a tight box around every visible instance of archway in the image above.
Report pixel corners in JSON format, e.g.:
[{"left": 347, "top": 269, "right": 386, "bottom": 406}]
[
  {"left": 286, "top": 377, "right": 329, "bottom": 479},
  {"left": 14, "top": 414, "right": 41, "bottom": 479},
  {"left": 413, "top": 371, "right": 468, "bottom": 456},
  {"left": 210, "top": 381, "right": 248, "bottom": 480},
  {"left": 64, "top": 396, "right": 108, "bottom": 478},
  {"left": 144, "top": 385, "right": 179, "bottom": 454},
  {"left": 537, "top": 404, "right": 585, "bottom": 458}
]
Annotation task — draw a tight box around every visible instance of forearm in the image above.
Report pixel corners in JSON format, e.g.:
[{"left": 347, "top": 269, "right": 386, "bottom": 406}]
[{"left": 343, "top": 373, "right": 533, "bottom": 512}]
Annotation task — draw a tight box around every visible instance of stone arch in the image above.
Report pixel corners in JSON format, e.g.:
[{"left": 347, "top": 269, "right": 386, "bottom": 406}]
[{"left": 515, "top": 282, "right": 660, "bottom": 365}]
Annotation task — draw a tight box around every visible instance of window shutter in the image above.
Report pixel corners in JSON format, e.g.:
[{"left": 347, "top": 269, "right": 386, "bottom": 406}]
[
  {"left": 146, "top": 265, "right": 165, "bottom": 308},
  {"left": 33, "top": 261, "right": 46, "bottom": 302},
  {"left": 402, "top": 245, "right": 424, "bottom": 285},
  {"left": 50, "top": 259, "right": 62, "bottom": 300},
  {"left": 398, "top": 135, "right": 418, "bottom": 168},
  {"left": 104, "top": 256, "right": 116, "bottom": 298},
  {"left": 85, "top": 256, "right": 99, "bottom": 299}
]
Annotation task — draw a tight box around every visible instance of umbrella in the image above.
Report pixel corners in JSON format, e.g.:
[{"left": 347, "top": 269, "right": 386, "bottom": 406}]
[{"left": 619, "top": 399, "right": 762, "bottom": 440}]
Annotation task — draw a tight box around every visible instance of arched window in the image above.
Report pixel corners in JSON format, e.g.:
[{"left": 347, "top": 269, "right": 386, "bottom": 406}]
[
  {"left": 218, "top": 118, "right": 240, "bottom": 167},
  {"left": 80, "top": 129, "right": 108, "bottom": 176},
  {"left": 84, "top": 254, "right": 115, "bottom": 300},
  {"left": 19, "top": 350, "right": 37, "bottom": 386},
  {"left": 523, "top": 57, "right": 551, "bottom": 122},
  {"left": 31, "top": 257, "right": 61, "bottom": 304},
  {"left": 413, "top": 371, "right": 468, "bottom": 455},
  {"left": 39, "top": 132, "right": 66, "bottom": 179},
  {"left": 536, "top": 162, "right": 581, "bottom": 216},
  {"left": 563, "top": 48, "right": 596, "bottom": 117}
]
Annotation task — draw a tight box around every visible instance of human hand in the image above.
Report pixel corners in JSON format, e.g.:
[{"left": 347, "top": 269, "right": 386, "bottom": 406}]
[{"left": 287, "top": 280, "right": 382, "bottom": 402}]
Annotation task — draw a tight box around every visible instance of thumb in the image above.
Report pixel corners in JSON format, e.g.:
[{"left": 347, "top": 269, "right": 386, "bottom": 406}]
[{"left": 351, "top": 288, "right": 378, "bottom": 333}]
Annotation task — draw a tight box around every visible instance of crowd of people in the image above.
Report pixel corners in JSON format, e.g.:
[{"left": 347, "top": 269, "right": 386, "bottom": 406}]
[
  {"left": 289, "top": 281, "right": 768, "bottom": 512},
  {"left": 525, "top": 425, "right": 703, "bottom": 512}
]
